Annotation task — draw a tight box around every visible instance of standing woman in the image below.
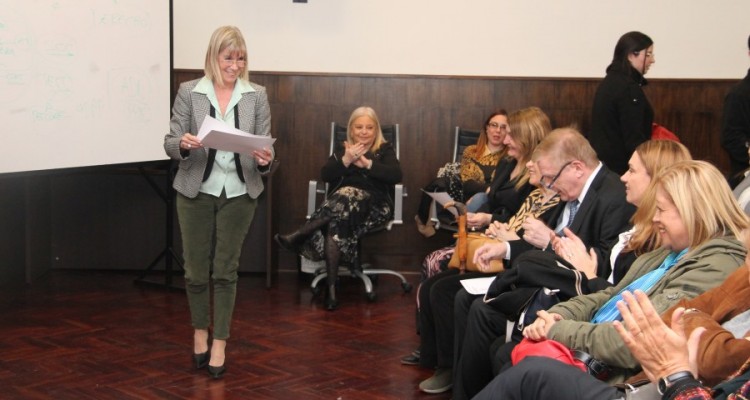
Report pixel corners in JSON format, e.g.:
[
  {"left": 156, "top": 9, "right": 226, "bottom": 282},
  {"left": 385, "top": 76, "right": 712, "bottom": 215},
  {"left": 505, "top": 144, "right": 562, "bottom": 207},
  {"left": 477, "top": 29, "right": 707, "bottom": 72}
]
[
  {"left": 275, "top": 107, "right": 402, "bottom": 311},
  {"left": 589, "top": 31, "right": 656, "bottom": 175},
  {"left": 164, "top": 26, "right": 274, "bottom": 379}
]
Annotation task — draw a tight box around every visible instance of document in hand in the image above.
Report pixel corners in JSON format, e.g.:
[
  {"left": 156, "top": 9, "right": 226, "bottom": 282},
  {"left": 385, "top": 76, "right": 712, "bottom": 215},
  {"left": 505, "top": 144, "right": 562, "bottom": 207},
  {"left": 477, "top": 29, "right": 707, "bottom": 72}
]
[
  {"left": 197, "top": 115, "right": 276, "bottom": 154},
  {"left": 421, "top": 189, "right": 458, "bottom": 216}
]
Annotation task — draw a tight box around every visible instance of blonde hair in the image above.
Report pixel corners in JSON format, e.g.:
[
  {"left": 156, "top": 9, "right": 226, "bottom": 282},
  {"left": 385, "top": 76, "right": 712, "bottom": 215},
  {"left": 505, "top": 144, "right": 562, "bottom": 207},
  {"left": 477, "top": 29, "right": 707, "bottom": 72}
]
[
  {"left": 204, "top": 26, "right": 249, "bottom": 87},
  {"left": 626, "top": 140, "right": 693, "bottom": 254},
  {"left": 651, "top": 160, "right": 749, "bottom": 250},
  {"left": 346, "top": 106, "right": 386, "bottom": 152},
  {"left": 506, "top": 107, "right": 552, "bottom": 190}
]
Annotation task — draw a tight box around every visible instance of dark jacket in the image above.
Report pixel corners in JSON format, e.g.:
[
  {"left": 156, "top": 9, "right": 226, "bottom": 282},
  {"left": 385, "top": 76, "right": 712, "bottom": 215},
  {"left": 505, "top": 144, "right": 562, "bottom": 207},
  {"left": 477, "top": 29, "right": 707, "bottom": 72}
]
[
  {"left": 482, "top": 158, "right": 535, "bottom": 223},
  {"left": 321, "top": 142, "right": 402, "bottom": 205},
  {"left": 507, "top": 165, "right": 635, "bottom": 279},
  {"left": 721, "top": 68, "right": 750, "bottom": 179},
  {"left": 589, "top": 64, "right": 654, "bottom": 175}
]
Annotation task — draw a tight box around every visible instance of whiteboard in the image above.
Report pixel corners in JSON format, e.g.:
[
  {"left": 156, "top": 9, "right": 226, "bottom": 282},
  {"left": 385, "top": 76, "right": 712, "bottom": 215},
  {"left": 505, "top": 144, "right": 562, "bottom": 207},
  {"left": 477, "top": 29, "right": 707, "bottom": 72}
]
[
  {"left": 0, "top": 0, "right": 170, "bottom": 174},
  {"left": 174, "top": 0, "right": 749, "bottom": 79}
]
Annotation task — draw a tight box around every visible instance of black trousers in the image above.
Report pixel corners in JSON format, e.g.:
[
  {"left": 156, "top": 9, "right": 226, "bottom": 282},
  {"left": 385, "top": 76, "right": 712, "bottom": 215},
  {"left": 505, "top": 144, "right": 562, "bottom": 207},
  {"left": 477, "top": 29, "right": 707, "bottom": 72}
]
[
  {"left": 418, "top": 269, "right": 487, "bottom": 369},
  {"left": 472, "top": 357, "right": 624, "bottom": 400},
  {"left": 453, "top": 292, "right": 512, "bottom": 400}
]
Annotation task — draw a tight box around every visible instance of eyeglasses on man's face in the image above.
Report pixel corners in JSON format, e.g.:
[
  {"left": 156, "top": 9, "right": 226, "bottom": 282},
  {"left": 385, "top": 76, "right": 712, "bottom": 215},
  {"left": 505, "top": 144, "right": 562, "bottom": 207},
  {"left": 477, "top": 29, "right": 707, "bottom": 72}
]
[{"left": 539, "top": 160, "right": 573, "bottom": 189}]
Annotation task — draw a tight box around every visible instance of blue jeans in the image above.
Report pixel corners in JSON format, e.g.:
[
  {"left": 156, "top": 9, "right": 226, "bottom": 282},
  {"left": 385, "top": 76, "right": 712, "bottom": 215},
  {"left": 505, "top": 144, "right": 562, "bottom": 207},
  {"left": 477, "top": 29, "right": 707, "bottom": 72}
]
[{"left": 466, "top": 192, "right": 488, "bottom": 213}]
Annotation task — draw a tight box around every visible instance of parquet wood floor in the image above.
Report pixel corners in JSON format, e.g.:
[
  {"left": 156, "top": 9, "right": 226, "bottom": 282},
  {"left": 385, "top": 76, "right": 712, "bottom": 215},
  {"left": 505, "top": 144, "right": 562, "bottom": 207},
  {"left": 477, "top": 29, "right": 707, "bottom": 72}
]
[{"left": 0, "top": 270, "right": 452, "bottom": 400}]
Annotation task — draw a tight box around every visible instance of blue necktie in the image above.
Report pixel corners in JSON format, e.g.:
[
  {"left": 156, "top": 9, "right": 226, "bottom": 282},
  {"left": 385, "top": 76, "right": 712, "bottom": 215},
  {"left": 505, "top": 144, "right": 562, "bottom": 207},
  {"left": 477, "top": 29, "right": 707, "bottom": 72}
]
[
  {"left": 591, "top": 248, "right": 688, "bottom": 323},
  {"left": 555, "top": 200, "right": 579, "bottom": 235}
]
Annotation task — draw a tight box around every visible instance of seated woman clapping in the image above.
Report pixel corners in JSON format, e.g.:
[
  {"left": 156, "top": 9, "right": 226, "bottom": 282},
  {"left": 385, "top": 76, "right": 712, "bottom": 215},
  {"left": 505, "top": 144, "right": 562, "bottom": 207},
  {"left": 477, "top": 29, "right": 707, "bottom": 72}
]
[
  {"left": 471, "top": 160, "right": 750, "bottom": 400},
  {"left": 275, "top": 106, "right": 402, "bottom": 311}
]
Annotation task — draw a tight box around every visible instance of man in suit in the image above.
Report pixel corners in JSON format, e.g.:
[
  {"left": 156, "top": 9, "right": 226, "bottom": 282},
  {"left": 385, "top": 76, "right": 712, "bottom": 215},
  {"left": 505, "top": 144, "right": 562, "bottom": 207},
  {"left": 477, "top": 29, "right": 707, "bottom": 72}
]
[{"left": 451, "top": 127, "right": 635, "bottom": 399}]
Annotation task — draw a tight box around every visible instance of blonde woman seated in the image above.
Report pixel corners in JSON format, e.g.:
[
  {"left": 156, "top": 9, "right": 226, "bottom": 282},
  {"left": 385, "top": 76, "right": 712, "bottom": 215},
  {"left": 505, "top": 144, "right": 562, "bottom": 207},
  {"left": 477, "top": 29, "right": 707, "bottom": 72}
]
[
  {"left": 275, "top": 107, "right": 402, "bottom": 311},
  {"left": 473, "top": 160, "right": 750, "bottom": 400},
  {"left": 452, "top": 139, "right": 692, "bottom": 399}
]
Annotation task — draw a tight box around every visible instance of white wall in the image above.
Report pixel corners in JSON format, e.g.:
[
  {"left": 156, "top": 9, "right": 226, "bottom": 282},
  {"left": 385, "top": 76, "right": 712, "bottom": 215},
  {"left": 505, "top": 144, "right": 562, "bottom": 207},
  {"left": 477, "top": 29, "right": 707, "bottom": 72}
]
[{"left": 174, "top": 0, "right": 749, "bottom": 79}]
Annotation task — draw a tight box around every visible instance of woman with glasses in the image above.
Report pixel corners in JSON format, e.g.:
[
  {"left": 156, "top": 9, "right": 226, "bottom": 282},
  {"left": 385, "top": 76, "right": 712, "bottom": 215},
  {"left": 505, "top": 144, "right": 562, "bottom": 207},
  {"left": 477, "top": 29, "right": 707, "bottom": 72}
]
[
  {"left": 589, "top": 31, "right": 656, "bottom": 175},
  {"left": 404, "top": 107, "right": 553, "bottom": 394},
  {"left": 415, "top": 110, "right": 508, "bottom": 237},
  {"left": 451, "top": 140, "right": 692, "bottom": 399},
  {"left": 472, "top": 160, "right": 750, "bottom": 400},
  {"left": 164, "top": 26, "right": 274, "bottom": 379}
]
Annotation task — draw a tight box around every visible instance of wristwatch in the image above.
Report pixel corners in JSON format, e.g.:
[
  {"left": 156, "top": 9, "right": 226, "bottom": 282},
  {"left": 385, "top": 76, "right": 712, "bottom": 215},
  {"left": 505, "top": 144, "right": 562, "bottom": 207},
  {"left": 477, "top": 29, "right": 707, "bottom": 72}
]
[{"left": 657, "top": 371, "right": 694, "bottom": 395}]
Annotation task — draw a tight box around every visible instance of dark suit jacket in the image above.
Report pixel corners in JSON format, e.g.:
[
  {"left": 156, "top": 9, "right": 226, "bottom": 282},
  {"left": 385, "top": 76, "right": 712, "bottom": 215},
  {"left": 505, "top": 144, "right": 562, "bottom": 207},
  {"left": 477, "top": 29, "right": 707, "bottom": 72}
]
[{"left": 508, "top": 165, "right": 635, "bottom": 280}]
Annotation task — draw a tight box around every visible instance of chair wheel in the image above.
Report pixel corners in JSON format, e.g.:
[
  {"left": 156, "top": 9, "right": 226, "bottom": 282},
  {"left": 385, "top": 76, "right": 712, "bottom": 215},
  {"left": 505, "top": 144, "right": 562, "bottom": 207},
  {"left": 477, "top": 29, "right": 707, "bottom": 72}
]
[
  {"left": 402, "top": 282, "right": 413, "bottom": 293},
  {"left": 366, "top": 292, "right": 377, "bottom": 302}
]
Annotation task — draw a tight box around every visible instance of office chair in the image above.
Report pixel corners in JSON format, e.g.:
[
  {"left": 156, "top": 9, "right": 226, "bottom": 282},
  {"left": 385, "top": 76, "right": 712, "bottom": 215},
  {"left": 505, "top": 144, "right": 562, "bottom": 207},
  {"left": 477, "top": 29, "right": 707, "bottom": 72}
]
[
  {"left": 430, "top": 126, "right": 481, "bottom": 231},
  {"left": 453, "top": 126, "right": 481, "bottom": 162},
  {"left": 303, "top": 122, "right": 412, "bottom": 301}
]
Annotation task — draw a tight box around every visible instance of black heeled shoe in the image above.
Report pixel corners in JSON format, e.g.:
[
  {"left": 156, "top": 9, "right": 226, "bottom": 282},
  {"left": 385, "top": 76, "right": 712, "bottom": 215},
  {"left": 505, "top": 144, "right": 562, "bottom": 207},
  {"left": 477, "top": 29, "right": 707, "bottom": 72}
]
[
  {"left": 325, "top": 285, "right": 338, "bottom": 311},
  {"left": 325, "top": 297, "right": 339, "bottom": 311},
  {"left": 193, "top": 351, "right": 210, "bottom": 369},
  {"left": 274, "top": 233, "right": 300, "bottom": 254},
  {"left": 207, "top": 364, "right": 226, "bottom": 379}
]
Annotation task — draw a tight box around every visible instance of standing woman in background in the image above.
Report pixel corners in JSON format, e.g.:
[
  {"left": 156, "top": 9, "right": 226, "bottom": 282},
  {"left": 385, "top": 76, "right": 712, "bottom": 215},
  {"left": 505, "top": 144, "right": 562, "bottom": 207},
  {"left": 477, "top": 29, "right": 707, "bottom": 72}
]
[
  {"left": 588, "top": 31, "right": 656, "bottom": 175},
  {"left": 164, "top": 26, "right": 274, "bottom": 379}
]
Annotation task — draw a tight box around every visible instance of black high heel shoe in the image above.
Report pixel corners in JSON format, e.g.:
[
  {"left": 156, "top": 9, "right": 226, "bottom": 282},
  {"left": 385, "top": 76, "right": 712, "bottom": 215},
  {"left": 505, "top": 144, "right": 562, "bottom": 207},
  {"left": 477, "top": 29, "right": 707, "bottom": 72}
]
[
  {"left": 193, "top": 352, "right": 210, "bottom": 369},
  {"left": 325, "top": 285, "right": 338, "bottom": 311},
  {"left": 207, "top": 364, "right": 226, "bottom": 379}
]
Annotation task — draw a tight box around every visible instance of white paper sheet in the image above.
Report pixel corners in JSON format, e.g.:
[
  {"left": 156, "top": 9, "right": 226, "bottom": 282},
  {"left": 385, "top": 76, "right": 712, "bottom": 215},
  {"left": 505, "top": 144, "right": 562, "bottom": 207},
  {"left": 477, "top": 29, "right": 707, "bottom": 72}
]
[
  {"left": 460, "top": 276, "right": 496, "bottom": 295},
  {"left": 197, "top": 115, "right": 276, "bottom": 154},
  {"left": 422, "top": 190, "right": 458, "bottom": 216}
]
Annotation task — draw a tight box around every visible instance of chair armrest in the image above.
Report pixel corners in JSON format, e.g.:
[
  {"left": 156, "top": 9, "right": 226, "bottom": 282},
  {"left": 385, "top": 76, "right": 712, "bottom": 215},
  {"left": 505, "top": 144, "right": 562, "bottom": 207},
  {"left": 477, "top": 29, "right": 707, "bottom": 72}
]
[
  {"left": 391, "top": 183, "right": 406, "bottom": 227},
  {"left": 307, "top": 180, "right": 318, "bottom": 219}
]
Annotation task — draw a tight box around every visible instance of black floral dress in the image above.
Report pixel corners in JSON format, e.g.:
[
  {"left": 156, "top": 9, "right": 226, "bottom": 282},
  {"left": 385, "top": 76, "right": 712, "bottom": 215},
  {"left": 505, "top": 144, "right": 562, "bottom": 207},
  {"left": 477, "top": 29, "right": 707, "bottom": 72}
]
[{"left": 298, "top": 142, "right": 402, "bottom": 264}]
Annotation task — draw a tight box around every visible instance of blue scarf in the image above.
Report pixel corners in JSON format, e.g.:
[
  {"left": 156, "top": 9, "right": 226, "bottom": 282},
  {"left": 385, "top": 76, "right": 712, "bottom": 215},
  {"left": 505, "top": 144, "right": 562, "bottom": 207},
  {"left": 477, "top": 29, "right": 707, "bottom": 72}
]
[{"left": 591, "top": 248, "right": 688, "bottom": 323}]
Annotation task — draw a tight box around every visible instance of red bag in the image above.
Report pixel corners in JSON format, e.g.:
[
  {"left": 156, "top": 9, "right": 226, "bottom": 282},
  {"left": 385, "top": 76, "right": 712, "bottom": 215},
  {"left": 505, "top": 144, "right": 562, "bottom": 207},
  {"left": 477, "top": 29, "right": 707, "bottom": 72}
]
[
  {"left": 651, "top": 123, "right": 680, "bottom": 142},
  {"left": 510, "top": 338, "right": 587, "bottom": 373}
]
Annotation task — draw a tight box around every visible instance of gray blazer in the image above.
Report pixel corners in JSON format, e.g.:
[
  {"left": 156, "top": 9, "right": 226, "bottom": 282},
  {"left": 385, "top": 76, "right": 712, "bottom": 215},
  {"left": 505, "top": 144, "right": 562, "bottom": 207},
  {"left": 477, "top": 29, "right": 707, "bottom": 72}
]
[{"left": 164, "top": 78, "right": 273, "bottom": 199}]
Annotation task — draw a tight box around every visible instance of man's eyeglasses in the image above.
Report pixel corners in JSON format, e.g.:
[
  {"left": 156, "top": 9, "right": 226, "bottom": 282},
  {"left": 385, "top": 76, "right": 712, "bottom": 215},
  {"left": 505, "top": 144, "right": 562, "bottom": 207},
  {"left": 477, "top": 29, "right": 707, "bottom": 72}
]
[
  {"left": 487, "top": 121, "right": 508, "bottom": 131},
  {"left": 539, "top": 161, "right": 573, "bottom": 189}
]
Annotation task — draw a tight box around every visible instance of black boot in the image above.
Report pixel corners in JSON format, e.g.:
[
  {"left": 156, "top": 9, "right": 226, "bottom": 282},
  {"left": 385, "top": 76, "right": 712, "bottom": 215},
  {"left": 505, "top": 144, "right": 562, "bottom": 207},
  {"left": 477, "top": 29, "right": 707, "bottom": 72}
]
[
  {"left": 324, "top": 232, "right": 340, "bottom": 311},
  {"left": 275, "top": 216, "right": 331, "bottom": 254}
]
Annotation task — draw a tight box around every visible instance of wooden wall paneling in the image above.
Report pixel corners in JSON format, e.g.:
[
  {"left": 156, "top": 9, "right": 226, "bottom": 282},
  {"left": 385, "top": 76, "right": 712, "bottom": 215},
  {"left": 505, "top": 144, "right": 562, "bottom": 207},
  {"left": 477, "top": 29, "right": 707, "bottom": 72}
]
[
  {"left": 0, "top": 178, "right": 28, "bottom": 287},
  {"left": 171, "top": 70, "right": 741, "bottom": 274},
  {"left": 50, "top": 171, "right": 164, "bottom": 270}
]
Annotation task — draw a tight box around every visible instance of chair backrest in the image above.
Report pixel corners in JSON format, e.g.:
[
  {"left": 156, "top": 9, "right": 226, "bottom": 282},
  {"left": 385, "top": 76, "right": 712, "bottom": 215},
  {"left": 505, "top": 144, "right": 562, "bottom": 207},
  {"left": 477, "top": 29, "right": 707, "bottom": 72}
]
[
  {"left": 453, "top": 126, "right": 481, "bottom": 162},
  {"left": 330, "top": 122, "right": 400, "bottom": 159}
]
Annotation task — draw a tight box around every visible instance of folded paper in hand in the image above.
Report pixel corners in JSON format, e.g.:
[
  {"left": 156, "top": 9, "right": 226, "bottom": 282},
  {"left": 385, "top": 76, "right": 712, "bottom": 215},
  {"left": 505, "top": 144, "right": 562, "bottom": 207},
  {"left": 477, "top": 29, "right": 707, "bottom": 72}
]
[
  {"left": 197, "top": 115, "right": 276, "bottom": 154},
  {"left": 421, "top": 189, "right": 458, "bottom": 216}
]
